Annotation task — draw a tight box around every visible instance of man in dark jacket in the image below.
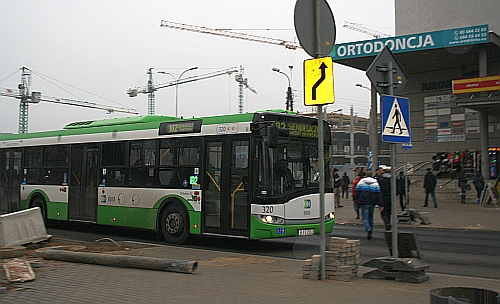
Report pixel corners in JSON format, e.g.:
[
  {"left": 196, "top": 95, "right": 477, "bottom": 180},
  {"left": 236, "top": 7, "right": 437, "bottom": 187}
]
[
  {"left": 333, "top": 169, "right": 343, "bottom": 208},
  {"left": 458, "top": 170, "right": 468, "bottom": 204},
  {"left": 423, "top": 168, "right": 437, "bottom": 207},
  {"left": 396, "top": 172, "right": 411, "bottom": 210},
  {"left": 341, "top": 172, "right": 350, "bottom": 199},
  {"left": 472, "top": 170, "right": 485, "bottom": 204},
  {"left": 377, "top": 169, "right": 392, "bottom": 231},
  {"left": 355, "top": 171, "right": 382, "bottom": 240}
]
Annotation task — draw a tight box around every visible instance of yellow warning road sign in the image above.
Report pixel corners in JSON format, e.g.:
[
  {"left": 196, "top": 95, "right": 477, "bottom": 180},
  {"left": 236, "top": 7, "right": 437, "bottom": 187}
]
[{"left": 304, "top": 57, "right": 334, "bottom": 106}]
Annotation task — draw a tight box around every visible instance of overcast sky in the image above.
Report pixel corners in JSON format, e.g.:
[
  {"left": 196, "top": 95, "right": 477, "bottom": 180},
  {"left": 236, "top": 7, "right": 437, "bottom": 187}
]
[{"left": 0, "top": 0, "right": 394, "bottom": 133}]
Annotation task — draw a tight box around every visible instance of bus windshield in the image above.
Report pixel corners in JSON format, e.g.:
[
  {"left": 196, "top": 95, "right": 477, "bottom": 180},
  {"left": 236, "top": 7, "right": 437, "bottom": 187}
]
[{"left": 255, "top": 136, "right": 331, "bottom": 199}]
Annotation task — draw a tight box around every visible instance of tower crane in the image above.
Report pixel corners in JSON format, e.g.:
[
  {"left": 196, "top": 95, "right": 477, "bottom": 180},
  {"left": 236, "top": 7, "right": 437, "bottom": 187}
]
[
  {"left": 0, "top": 67, "right": 139, "bottom": 134},
  {"left": 234, "top": 66, "right": 257, "bottom": 114},
  {"left": 342, "top": 21, "right": 390, "bottom": 39},
  {"left": 160, "top": 20, "right": 300, "bottom": 50},
  {"left": 127, "top": 67, "right": 239, "bottom": 115}
]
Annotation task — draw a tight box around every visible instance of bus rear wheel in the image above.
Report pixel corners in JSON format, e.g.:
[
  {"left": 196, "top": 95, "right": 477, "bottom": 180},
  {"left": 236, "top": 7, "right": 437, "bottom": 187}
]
[
  {"left": 160, "top": 202, "right": 189, "bottom": 244},
  {"left": 30, "top": 196, "right": 47, "bottom": 222}
]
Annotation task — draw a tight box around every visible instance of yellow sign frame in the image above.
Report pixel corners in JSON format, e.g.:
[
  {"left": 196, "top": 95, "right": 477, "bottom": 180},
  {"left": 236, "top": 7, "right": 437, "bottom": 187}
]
[{"left": 303, "top": 57, "right": 334, "bottom": 106}]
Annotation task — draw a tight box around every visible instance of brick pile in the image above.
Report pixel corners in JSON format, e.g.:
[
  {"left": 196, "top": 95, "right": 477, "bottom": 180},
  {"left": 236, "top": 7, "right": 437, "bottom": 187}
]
[{"left": 302, "top": 237, "right": 361, "bottom": 281}]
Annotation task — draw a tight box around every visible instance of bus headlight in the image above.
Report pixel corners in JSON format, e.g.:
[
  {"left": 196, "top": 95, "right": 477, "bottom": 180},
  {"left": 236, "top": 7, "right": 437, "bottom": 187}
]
[{"left": 260, "top": 215, "right": 284, "bottom": 224}]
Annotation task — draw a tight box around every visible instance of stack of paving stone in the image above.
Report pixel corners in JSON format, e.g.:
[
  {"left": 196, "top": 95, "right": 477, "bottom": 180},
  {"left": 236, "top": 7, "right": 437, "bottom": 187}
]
[{"left": 302, "top": 237, "right": 361, "bottom": 281}]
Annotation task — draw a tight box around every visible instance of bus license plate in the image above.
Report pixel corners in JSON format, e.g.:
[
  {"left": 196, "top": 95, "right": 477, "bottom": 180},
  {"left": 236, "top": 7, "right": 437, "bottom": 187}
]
[{"left": 297, "top": 229, "right": 314, "bottom": 236}]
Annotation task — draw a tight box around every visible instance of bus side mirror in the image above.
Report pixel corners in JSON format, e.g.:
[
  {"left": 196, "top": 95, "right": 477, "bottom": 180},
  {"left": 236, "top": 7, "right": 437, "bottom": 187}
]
[{"left": 267, "top": 125, "right": 278, "bottom": 149}]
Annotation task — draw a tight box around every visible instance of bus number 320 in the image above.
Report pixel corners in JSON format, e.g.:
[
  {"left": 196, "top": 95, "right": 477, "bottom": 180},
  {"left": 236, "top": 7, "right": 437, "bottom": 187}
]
[{"left": 262, "top": 206, "right": 274, "bottom": 213}]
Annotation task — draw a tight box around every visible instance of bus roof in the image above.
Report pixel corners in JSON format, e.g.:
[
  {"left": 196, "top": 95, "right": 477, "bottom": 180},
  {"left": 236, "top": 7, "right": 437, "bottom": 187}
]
[{"left": 0, "top": 109, "right": 296, "bottom": 141}]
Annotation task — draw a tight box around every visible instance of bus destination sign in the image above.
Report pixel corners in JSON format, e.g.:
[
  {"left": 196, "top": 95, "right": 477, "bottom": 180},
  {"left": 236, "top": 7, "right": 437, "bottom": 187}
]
[
  {"left": 276, "top": 121, "right": 318, "bottom": 138},
  {"left": 159, "top": 120, "right": 203, "bottom": 135}
]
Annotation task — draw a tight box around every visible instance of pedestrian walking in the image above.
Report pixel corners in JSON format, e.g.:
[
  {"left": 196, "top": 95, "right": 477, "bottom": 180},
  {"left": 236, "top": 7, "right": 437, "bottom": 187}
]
[
  {"left": 472, "top": 170, "right": 485, "bottom": 204},
  {"left": 396, "top": 172, "right": 411, "bottom": 210},
  {"left": 333, "top": 168, "right": 343, "bottom": 208},
  {"left": 423, "top": 168, "right": 438, "bottom": 207},
  {"left": 341, "top": 172, "right": 350, "bottom": 199},
  {"left": 351, "top": 171, "right": 365, "bottom": 219},
  {"left": 458, "top": 170, "right": 469, "bottom": 204},
  {"left": 355, "top": 171, "right": 382, "bottom": 240},
  {"left": 377, "top": 168, "right": 392, "bottom": 231}
]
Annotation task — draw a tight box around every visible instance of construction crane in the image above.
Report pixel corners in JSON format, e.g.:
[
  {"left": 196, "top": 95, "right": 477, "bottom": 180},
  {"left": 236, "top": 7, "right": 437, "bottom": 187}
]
[
  {"left": 234, "top": 66, "right": 257, "bottom": 114},
  {"left": 127, "top": 67, "right": 239, "bottom": 115},
  {"left": 343, "top": 21, "right": 390, "bottom": 39},
  {"left": 0, "top": 67, "right": 139, "bottom": 134},
  {"left": 160, "top": 20, "right": 300, "bottom": 50}
]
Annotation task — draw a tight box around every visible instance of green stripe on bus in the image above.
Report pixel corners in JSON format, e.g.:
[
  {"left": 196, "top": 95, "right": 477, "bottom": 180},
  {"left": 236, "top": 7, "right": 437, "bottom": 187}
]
[
  {"left": 97, "top": 205, "right": 156, "bottom": 229},
  {"left": 189, "top": 210, "right": 201, "bottom": 235},
  {"left": 47, "top": 201, "right": 68, "bottom": 220}
]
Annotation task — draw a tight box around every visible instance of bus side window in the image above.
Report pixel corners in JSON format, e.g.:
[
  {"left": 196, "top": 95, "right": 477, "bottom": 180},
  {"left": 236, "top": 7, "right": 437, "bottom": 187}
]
[
  {"left": 44, "top": 168, "right": 67, "bottom": 185},
  {"left": 159, "top": 168, "right": 196, "bottom": 189},
  {"left": 179, "top": 138, "right": 200, "bottom": 166},
  {"left": 130, "top": 142, "right": 143, "bottom": 166},
  {"left": 159, "top": 169, "right": 175, "bottom": 187},
  {"left": 104, "top": 168, "right": 126, "bottom": 187},
  {"left": 128, "top": 167, "right": 154, "bottom": 187},
  {"left": 24, "top": 168, "right": 41, "bottom": 184}
]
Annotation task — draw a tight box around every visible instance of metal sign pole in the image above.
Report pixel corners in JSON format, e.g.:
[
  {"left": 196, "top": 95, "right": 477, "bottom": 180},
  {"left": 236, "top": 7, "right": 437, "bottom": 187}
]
[
  {"left": 318, "top": 105, "right": 326, "bottom": 281},
  {"left": 388, "top": 60, "right": 398, "bottom": 259},
  {"left": 314, "top": 0, "right": 327, "bottom": 282},
  {"left": 405, "top": 148, "right": 409, "bottom": 209},
  {"left": 370, "top": 85, "right": 379, "bottom": 171},
  {"left": 295, "top": 0, "right": 336, "bottom": 280}
]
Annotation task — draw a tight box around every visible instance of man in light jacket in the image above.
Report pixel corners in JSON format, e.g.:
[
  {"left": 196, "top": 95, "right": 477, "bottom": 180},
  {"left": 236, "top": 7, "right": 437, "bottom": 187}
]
[{"left": 355, "top": 171, "right": 382, "bottom": 240}]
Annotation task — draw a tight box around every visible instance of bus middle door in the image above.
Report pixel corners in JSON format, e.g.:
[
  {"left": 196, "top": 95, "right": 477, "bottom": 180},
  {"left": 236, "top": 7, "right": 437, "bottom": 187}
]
[
  {"left": 69, "top": 145, "right": 98, "bottom": 222},
  {"left": 203, "top": 137, "right": 249, "bottom": 237}
]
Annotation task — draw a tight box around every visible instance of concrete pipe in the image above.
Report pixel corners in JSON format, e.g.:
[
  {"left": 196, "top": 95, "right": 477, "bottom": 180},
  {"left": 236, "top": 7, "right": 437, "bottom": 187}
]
[{"left": 36, "top": 249, "right": 198, "bottom": 274}]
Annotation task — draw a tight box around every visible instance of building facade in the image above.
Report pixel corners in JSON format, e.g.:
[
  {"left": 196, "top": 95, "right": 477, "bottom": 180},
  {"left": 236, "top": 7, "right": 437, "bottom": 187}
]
[{"left": 331, "top": 1, "right": 500, "bottom": 178}]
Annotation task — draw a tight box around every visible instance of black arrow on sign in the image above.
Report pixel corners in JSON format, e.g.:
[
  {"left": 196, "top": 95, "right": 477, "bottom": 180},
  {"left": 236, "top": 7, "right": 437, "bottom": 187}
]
[{"left": 312, "top": 62, "right": 328, "bottom": 100}]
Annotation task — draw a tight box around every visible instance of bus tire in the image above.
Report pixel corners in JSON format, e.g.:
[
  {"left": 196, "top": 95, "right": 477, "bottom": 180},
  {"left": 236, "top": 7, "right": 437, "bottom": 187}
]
[
  {"left": 30, "top": 196, "right": 47, "bottom": 222},
  {"left": 159, "top": 201, "right": 190, "bottom": 244}
]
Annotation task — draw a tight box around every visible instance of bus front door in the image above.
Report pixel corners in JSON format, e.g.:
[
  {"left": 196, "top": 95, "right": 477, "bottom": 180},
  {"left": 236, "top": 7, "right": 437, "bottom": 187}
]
[
  {"left": 69, "top": 145, "right": 98, "bottom": 222},
  {"left": 203, "top": 138, "right": 249, "bottom": 237}
]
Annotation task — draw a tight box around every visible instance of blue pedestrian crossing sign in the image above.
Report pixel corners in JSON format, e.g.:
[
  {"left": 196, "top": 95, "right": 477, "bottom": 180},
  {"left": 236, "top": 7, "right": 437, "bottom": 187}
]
[{"left": 381, "top": 95, "right": 411, "bottom": 143}]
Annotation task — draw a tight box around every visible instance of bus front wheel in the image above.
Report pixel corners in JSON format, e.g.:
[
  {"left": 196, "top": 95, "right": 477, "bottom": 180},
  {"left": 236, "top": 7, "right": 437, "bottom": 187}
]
[{"left": 160, "top": 202, "right": 189, "bottom": 244}]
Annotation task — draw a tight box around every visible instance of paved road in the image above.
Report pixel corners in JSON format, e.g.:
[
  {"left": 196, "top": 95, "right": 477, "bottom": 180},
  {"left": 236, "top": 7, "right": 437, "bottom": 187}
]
[{"left": 45, "top": 221, "right": 498, "bottom": 279}]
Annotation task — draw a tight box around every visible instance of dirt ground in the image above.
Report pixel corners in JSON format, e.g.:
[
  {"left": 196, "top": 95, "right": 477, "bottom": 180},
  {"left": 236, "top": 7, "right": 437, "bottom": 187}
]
[{"left": 0, "top": 237, "right": 152, "bottom": 292}]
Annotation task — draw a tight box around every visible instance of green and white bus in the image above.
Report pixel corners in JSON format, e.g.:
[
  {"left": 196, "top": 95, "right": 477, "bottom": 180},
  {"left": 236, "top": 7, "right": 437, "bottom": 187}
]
[{"left": 0, "top": 110, "right": 334, "bottom": 244}]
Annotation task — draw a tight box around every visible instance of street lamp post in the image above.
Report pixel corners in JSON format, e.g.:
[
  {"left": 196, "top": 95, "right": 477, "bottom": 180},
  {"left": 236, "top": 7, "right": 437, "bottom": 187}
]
[
  {"left": 350, "top": 105, "right": 355, "bottom": 165},
  {"left": 356, "top": 83, "right": 378, "bottom": 171},
  {"left": 272, "top": 67, "right": 293, "bottom": 111},
  {"left": 158, "top": 71, "right": 176, "bottom": 115},
  {"left": 175, "top": 67, "right": 198, "bottom": 117},
  {"left": 335, "top": 108, "right": 355, "bottom": 165},
  {"left": 334, "top": 108, "right": 343, "bottom": 126},
  {"left": 158, "top": 71, "right": 176, "bottom": 82}
]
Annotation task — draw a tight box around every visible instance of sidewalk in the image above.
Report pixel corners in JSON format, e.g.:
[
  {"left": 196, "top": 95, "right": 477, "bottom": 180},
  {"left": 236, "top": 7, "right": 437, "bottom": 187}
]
[
  {"left": 0, "top": 243, "right": 498, "bottom": 303},
  {"left": 335, "top": 185, "right": 499, "bottom": 231},
  {"left": 0, "top": 186, "right": 498, "bottom": 303},
  {"left": 0, "top": 241, "right": 498, "bottom": 304}
]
